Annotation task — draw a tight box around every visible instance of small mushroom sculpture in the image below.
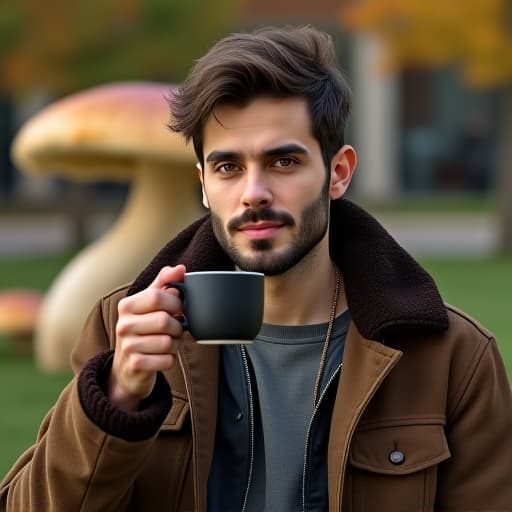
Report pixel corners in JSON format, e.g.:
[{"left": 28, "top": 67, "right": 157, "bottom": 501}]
[
  {"left": 11, "top": 82, "right": 202, "bottom": 372},
  {"left": 0, "top": 289, "right": 44, "bottom": 355}
]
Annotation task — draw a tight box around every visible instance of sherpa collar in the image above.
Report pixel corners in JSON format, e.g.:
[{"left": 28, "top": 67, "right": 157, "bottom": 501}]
[{"left": 128, "top": 199, "right": 449, "bottom": 341}]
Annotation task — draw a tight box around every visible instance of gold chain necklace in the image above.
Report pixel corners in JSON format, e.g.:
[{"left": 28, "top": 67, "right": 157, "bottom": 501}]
[{"left": 312, "top": 266, "right": 341, "bottom": 408}]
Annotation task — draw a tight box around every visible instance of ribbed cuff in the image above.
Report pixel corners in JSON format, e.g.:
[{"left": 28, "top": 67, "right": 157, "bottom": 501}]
[{"left": 78, "top": 350, "right": 172, "bottom": 442}]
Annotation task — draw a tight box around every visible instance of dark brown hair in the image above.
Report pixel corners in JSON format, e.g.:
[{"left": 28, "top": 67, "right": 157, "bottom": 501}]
[{"left": 169, "top": 25, "right": 352, "bottom": 170}]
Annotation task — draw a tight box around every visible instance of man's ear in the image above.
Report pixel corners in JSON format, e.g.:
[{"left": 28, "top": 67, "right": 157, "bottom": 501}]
[
  {"left": 329, "top": 145, "right": 357, "bottom": 200},
  {"left": 197, "top": 163, "right": 210, "bottom": 209}
]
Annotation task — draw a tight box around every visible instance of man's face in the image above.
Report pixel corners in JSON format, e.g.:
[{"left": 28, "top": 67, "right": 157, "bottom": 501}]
[{"left": 200, "top": 97, "right": 333, "bottom": 276}]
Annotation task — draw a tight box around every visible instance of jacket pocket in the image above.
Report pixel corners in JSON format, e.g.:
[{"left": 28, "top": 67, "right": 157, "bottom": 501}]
[
  {"left": 346, "top": 423, "right": 450, "bottom": 512},
  {"left": 136, "top": 391, "right": 193, "bottom": 510},
  {"left": 160, "top": 391, "right": 190, "bottom": 431}
]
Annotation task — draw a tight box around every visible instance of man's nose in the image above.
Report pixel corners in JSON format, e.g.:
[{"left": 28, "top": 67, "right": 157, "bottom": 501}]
[{"left": 240, "top": 168, "right": 273, "bottom": 208}]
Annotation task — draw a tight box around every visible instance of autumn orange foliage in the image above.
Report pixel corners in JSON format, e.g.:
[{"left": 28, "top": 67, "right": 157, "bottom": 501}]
[
  {"left": 0, "top": 0, "right": 235, "bottom": 96},
  {"left": 340, "top": 0, "right": 512, "bottom": 88}
]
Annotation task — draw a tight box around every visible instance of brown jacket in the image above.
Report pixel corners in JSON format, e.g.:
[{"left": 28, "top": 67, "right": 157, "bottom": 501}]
[{"left": 1, "top": 199, "right": 511, "bottom": 511}]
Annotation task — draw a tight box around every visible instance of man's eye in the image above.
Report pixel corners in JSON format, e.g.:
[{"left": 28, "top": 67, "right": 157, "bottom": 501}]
[
  {"left": 274, "top": 157, "right": 296, "bottom": 168},
  {"left": 216, "top": 163, "right": 240, "bottom": 174}
]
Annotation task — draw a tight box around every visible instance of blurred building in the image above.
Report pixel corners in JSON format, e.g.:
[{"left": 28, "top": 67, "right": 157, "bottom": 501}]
[
  {"left": 0, "top": 91, "right": 15, "bottom": 199},
  {"left": 237, "top": 0, "right": 501, "bottom": 201}
]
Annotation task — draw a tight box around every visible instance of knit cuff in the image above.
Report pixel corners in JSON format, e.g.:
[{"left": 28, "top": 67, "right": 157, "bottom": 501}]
[{"left": 77, "top": 350, "right": 172, "bottom": 442}]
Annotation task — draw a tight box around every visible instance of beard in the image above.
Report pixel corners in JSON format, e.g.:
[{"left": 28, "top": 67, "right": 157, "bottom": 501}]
[{"left": 210, "top": 179, "right": 330, "bottom": 276}]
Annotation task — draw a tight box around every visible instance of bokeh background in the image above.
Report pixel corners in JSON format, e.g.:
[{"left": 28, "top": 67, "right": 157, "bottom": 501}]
[{"left": 1, "top": 0, "right": 511, "bottom": 478}]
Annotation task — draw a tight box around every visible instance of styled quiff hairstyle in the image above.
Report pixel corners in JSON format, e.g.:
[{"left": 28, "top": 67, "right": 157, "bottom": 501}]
[{"left": 169, "top": 25, "right": 352, "bottom": 170}]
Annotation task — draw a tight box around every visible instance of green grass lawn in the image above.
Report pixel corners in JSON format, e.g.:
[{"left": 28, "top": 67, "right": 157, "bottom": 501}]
[
  {"left": 357, "top": 191, "right": 497, "bottom": 215},
  {"left": 0, "top": 251, "right": 510, "bottom": 480},
  {"left": 0, "top": 341, "right": 71, "bottom": 479},
  {"left": 0, "top": 251, "right": 75, "bottom": 478},
  {"left": 419, "top": 256, "right": 512, "bottom": 371}
]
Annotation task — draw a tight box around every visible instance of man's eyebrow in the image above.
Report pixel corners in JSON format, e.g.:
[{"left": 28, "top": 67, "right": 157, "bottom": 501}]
[
  {"left": 205, "top": 150, "right": 241, "bottom": 163},
  {"left": 263, "top": 143, "right": 308, "bottom": 157}
]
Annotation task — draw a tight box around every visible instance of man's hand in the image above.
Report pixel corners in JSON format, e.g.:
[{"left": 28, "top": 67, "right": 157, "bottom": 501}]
[{"left": 108, "top": 265, "right": 186, "bottom": 411}]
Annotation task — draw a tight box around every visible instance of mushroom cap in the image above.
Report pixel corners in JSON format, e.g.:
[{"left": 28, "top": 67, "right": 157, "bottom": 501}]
[
  {"left": 11, "top": 82, "right": 195, "bottom": 181},
  {"left": 0, "top": 289, "right": 43, "bottom": 334}
]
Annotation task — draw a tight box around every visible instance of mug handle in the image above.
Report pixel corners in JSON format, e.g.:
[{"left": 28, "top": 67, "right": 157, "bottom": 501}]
[{"left": 165, "top": 282, "right": 189, "bottom": 331}]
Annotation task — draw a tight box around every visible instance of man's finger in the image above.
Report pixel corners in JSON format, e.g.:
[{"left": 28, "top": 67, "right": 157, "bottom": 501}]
[{"left": 148, "top": 265, "right": 186, "bottom": 290}]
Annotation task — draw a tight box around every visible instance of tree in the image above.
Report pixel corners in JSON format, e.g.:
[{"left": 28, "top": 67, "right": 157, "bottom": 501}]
[
  {"left": 340, "top": 0, "right": 512, "bottom": 253},
  {"left": 0, "top": 0, "right": 237, "bottom": 96}
]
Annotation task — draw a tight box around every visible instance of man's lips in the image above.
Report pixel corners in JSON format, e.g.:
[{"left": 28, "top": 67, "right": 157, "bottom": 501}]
[{"left": 237, "top": 222, "right": 284, "bottom": 239}]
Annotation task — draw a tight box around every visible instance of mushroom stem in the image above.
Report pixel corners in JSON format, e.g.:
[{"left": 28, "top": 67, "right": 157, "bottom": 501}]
[{"left": 35, "top": 161, "right": 202, "bottom": 372}]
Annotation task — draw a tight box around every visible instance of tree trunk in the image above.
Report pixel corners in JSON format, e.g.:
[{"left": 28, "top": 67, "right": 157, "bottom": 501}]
[{"left": 497, "top": 86, "right": 512, "bottom": 255}]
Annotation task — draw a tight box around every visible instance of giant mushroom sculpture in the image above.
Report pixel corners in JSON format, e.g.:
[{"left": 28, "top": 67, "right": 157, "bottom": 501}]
[
  {"left": 11, "top": 82, "right": 202, "bottom": 372},
  {"left": 0, "top": 289, "right": 44, "bottom": 355}
]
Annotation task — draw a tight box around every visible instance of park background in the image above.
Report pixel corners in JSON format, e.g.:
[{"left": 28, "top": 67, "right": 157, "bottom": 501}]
[{"left": 0, "top": 0, "right": 511, "bottom": 478}]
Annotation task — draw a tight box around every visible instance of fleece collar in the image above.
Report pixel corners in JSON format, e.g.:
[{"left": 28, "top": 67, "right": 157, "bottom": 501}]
[{"left": 128, "top": 199, "right": 448, "bottom": 341}]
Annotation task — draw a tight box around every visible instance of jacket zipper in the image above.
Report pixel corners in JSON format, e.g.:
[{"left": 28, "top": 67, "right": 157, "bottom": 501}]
[
  {"left": 240, "top": 345, "right": 255, "bottom": 512},
  {"left": 177, "top": 351, "right": 202, "bottom": 511},
  {"left": 302, "top": 362, "right": 343, "bottom": 512}
]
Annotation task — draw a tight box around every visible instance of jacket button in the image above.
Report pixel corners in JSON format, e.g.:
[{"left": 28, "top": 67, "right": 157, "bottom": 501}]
[
  {"left": 389, "top": 450, "right": 405, "bottom": 465},
  {"left": 235, "top": 412, "right": 243, "bottom": 422}
]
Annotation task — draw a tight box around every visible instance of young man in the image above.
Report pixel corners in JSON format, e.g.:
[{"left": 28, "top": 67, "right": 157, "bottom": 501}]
[{"left": 2, "top": 26, "right": 511, "bottom": 512}]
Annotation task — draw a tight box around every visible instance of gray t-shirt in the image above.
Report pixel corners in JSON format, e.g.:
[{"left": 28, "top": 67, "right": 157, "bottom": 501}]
[{"left": 245, "top": 310, "right": 350, "bottom": 511}]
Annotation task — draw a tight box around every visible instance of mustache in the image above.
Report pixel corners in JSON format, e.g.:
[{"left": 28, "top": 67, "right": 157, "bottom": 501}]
[{"left": 227, "top": 208, "right": 295, "bottom": 231}]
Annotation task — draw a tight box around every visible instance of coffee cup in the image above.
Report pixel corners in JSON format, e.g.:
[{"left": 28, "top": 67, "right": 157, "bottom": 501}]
[{"left": 167, "top": 270, "right": 264, "bottom": 344}]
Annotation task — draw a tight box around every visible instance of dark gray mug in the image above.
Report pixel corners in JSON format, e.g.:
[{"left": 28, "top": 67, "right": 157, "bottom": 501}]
[{"left": 167, "top": 271, "right": 264, "bottom": 344}]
